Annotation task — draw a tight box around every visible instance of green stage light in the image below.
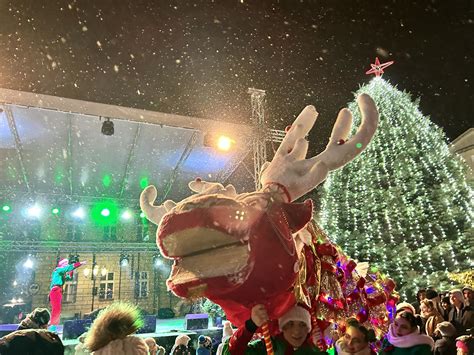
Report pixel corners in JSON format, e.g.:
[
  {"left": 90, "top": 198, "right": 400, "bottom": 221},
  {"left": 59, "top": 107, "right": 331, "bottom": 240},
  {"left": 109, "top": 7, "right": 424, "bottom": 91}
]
[
  {"left": 51, "top": 208, "right": 60, "bottom": 215},
  {"left": 140, "top": 211, "right": 145, "bottom": 218},
  {"left": 140, "top": 177, "right": 149, "bottom": 189},
  {"left": 102, "top": 174, "right": 112, "bottom": 187},
  {"left": 2, "top": 205, "right": 11, "bottom": 212},
  {"left": 91, "top": 201, "right": 118, "bottom": 226}
]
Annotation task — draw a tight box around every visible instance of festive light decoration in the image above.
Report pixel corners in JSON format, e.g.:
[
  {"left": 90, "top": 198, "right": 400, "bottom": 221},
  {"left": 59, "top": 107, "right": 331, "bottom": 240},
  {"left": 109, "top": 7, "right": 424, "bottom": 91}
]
[
  {"left": 448, "top": 270, "right": 474, "bottom": 288},
  {"left": 320, "top": 77, "right": 473, "bottom": 299},
  {"left": 365, "top": 57, "right": 394, "bottom": 77}
]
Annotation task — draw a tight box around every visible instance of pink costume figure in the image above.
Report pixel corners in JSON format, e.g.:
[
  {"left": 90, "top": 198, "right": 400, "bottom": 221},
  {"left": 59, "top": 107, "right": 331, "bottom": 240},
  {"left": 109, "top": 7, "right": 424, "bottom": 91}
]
[{"left": 49, "top": 258, "right": 85, "bottom": 327}]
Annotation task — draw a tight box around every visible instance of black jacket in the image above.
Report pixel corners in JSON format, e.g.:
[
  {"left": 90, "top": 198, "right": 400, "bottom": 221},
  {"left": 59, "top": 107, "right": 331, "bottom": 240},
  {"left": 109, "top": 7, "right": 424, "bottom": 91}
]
[
  {"left": 448, "top": 304, "right": 474, "bottom": 336},
  {"left": 433, "top": 336, "right": 456, "bottom": 355}
]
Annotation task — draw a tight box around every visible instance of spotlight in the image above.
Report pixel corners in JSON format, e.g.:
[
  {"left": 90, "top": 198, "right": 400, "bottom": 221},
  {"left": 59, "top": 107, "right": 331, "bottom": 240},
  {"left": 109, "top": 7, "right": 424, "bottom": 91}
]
[
  {"left": 204, "top": 133, "right": 235, "bottom": 152},
  {"left": 23, "top": 256, "right": 34, "bottom": 269},
  {"left": 51, "top": 207, "right": 60, "bottom": 215},
  {"left": 101, "top": 118, "right": 114, "bottom": 136},
  {"left": 2, "top": 204, "right": 11, "bottom": 212},
  {"left": 216, "top": 135, "right": 234, "bottom": 151},
  {"left": 26, "top": 205, "right": 42, "bottom": 218},
  {"left": 101, "top": 208, "right": 110, "bottom": 217},
  {"left": 120, "top": 253, "right": 129, "bottom": 267},
  {"left": 72, "top": 207, "right": 86, "bottom": 219}
]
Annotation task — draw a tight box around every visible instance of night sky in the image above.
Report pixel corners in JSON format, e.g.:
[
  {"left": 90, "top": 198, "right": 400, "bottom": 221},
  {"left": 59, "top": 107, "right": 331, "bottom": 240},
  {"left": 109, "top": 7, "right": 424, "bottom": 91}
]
[{"left": 0, "top": 0, "right": 472, "bottom": 152}]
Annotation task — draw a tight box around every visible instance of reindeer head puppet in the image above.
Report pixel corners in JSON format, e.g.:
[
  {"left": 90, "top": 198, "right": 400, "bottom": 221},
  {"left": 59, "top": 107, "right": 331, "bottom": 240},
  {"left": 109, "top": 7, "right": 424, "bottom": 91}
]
[{"left": 140, "top": 94, "right": 378, "bottom": 326}]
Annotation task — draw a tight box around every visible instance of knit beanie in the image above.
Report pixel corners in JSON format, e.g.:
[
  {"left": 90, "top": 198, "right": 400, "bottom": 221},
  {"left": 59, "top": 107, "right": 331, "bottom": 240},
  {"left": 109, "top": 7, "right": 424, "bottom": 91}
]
[
  {"left": 396, "top": 302, "right": 416, "bottom": 314},
  {"left": 436, "top": 321, "right": 456, "bottom": 337},
  {"left": 278, "top": 305, "right": 311, "bottom": 332}
]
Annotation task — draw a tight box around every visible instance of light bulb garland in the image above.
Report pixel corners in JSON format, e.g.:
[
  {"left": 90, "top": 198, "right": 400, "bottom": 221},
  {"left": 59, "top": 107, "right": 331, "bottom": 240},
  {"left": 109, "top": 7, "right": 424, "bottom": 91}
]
[{"left": 320, "top": 77, "right": 473, "bottom": 299}]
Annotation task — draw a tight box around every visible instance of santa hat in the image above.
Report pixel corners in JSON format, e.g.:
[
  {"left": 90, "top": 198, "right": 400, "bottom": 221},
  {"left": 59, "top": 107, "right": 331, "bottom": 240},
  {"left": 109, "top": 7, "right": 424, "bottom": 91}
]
[
  {"left": 57, "top": 258, "right": 69, "bottom": 268},
  {"left": 396, "top": 302, "right": 416, "bottom": 315},
  {"left": 278, "top": 305, "right": 311, "bottom": 333}
]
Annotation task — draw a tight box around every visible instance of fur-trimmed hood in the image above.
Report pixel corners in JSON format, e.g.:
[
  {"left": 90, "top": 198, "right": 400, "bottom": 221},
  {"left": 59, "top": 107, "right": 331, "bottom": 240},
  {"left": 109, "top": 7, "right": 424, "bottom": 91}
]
[{"left": 85, "top": 302, "right": 144, "bottom": 353}]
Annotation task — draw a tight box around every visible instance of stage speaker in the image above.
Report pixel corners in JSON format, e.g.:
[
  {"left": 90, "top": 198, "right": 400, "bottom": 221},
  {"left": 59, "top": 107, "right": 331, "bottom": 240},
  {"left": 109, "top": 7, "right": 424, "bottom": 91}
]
[
  {"left": 136, "top": 315, "right": 156, "bottom": 334},
  {"left": 63, "top": 319, "right": 92, "bottom": 340},
  {"left": 185, "top": 313, "right": 209, "bottom": 330}
]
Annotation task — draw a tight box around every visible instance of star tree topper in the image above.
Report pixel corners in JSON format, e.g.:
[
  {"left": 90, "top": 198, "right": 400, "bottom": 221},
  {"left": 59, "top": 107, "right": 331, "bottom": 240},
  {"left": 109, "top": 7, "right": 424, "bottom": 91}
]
[{"left": 366, "top": 57, "right": 394, "bottom": 77}]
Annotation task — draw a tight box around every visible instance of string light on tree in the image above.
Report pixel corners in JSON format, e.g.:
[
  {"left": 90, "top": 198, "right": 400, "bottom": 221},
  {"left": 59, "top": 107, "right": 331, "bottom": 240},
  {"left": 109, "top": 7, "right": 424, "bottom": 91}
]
[{"left": 320, "top": 59, "right": 473, "bottom": 298}]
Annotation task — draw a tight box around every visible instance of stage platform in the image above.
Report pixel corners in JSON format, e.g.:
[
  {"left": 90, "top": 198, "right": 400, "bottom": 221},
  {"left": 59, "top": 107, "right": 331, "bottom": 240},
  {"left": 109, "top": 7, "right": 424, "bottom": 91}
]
[{"left": 0, "top": 317, "right": 224, "bottom": 354}]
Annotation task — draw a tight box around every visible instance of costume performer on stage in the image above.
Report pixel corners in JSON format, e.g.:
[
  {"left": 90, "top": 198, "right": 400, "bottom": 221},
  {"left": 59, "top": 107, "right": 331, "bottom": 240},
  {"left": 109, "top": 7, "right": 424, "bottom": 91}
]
[{"left": 48, "top": 258, "right": 86, "bottom": 329}]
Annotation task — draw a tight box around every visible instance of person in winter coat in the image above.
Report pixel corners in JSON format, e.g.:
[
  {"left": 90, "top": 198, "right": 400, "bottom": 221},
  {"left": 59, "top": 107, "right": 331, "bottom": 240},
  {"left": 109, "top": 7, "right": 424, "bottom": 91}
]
[
  {"left": 432, "top": 321, "right": 457, "bottom": 355},
  {"left": 420, "top": 299, "right": 444, "bottom": 338},
  {"left": 74, "top": 333, "right": 91, "bottom": 355},
  {"left": 144, "top": 337, "right": 165, "bottom": 355},
  {"left": 0, "top": 328, "right": 64, "bottom": 355},
  {"left": 334, "top": 318, "right": 376, "bottom": 355},
  {"left": 197, "top": 335, "right": 212, "bottom": 355},
  {"left": 216, "top": 321, "right": 235, "bottom": 355},
  {"left": 378, "top": 311, "right": 434, "bottom": 355},
  {"left": 170, "top": 334, "right": 192, "bottom": 355},
  {"left": 49, "top": 257, "right": 86, "bottom": 329},
  {"left": 17, "top": 308, "right": 50, "bottom": 330},
  {"left": 448, "top": 289, "right": 474, "bottom": 336},
  {"left": 84, "top": 302, "right": 149, "bottom": 355},
  {"left": 222, "top": 304, "right": 327, "bottom": 354}
]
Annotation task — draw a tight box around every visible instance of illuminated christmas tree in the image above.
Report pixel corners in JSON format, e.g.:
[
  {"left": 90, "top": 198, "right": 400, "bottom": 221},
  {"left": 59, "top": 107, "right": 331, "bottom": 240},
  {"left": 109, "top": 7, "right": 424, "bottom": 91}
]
[{"left": 320, "top": 70, "right": 473, "bottom": 299}]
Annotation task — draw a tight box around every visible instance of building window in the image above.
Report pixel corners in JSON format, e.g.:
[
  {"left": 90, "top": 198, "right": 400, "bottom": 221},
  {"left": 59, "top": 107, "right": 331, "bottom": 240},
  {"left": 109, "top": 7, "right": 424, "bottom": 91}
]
[
  {"left": 64, "top": 272, "right": 78, "bottom": 303},
  {"left": 135, "top": 271, "right": 148, "bottom": 298},
  {"left": 99, "top": 272, "right": 114, "bottom": 300}
]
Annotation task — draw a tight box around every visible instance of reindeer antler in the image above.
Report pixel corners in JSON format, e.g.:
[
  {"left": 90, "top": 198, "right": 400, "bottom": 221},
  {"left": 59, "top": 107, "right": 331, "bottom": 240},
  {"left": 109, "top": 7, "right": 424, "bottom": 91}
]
[
  {"left": 260, "top": 93, "right": 378, "bottom": 202},
  {"left": 140, "top": 185, "right": 176, "bottom": 225}
]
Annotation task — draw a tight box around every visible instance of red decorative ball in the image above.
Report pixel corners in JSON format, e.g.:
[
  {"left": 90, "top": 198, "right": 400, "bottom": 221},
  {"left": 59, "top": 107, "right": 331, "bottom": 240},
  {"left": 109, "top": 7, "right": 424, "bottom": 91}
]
[
  {"left": 285, "top": 125, "right": 292, "bottom": 133},
  {"left": 337, "top": 139, "right": 345, "bottom": 145},
  {"left": 195, "top": 177, "right": 202, "bottom": 182}
]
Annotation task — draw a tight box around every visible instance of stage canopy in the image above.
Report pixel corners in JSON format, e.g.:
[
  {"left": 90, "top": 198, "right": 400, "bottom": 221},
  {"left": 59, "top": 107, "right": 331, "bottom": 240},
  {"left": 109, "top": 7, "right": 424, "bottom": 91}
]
[{"left": 0, "top": 88, "right": 255, "bottom": 206}]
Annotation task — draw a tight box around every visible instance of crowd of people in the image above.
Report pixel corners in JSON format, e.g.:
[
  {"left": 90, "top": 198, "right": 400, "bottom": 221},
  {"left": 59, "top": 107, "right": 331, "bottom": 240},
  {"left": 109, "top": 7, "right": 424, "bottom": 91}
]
[{"left": 0, "top": 286, "right": 472, "bottom": 354}]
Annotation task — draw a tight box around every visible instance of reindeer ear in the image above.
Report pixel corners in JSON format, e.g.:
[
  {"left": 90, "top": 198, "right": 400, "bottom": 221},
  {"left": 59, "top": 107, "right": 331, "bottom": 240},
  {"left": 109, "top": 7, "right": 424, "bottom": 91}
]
[{"left": 224, "top": 184, "right": 237, "bottom": 197}]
